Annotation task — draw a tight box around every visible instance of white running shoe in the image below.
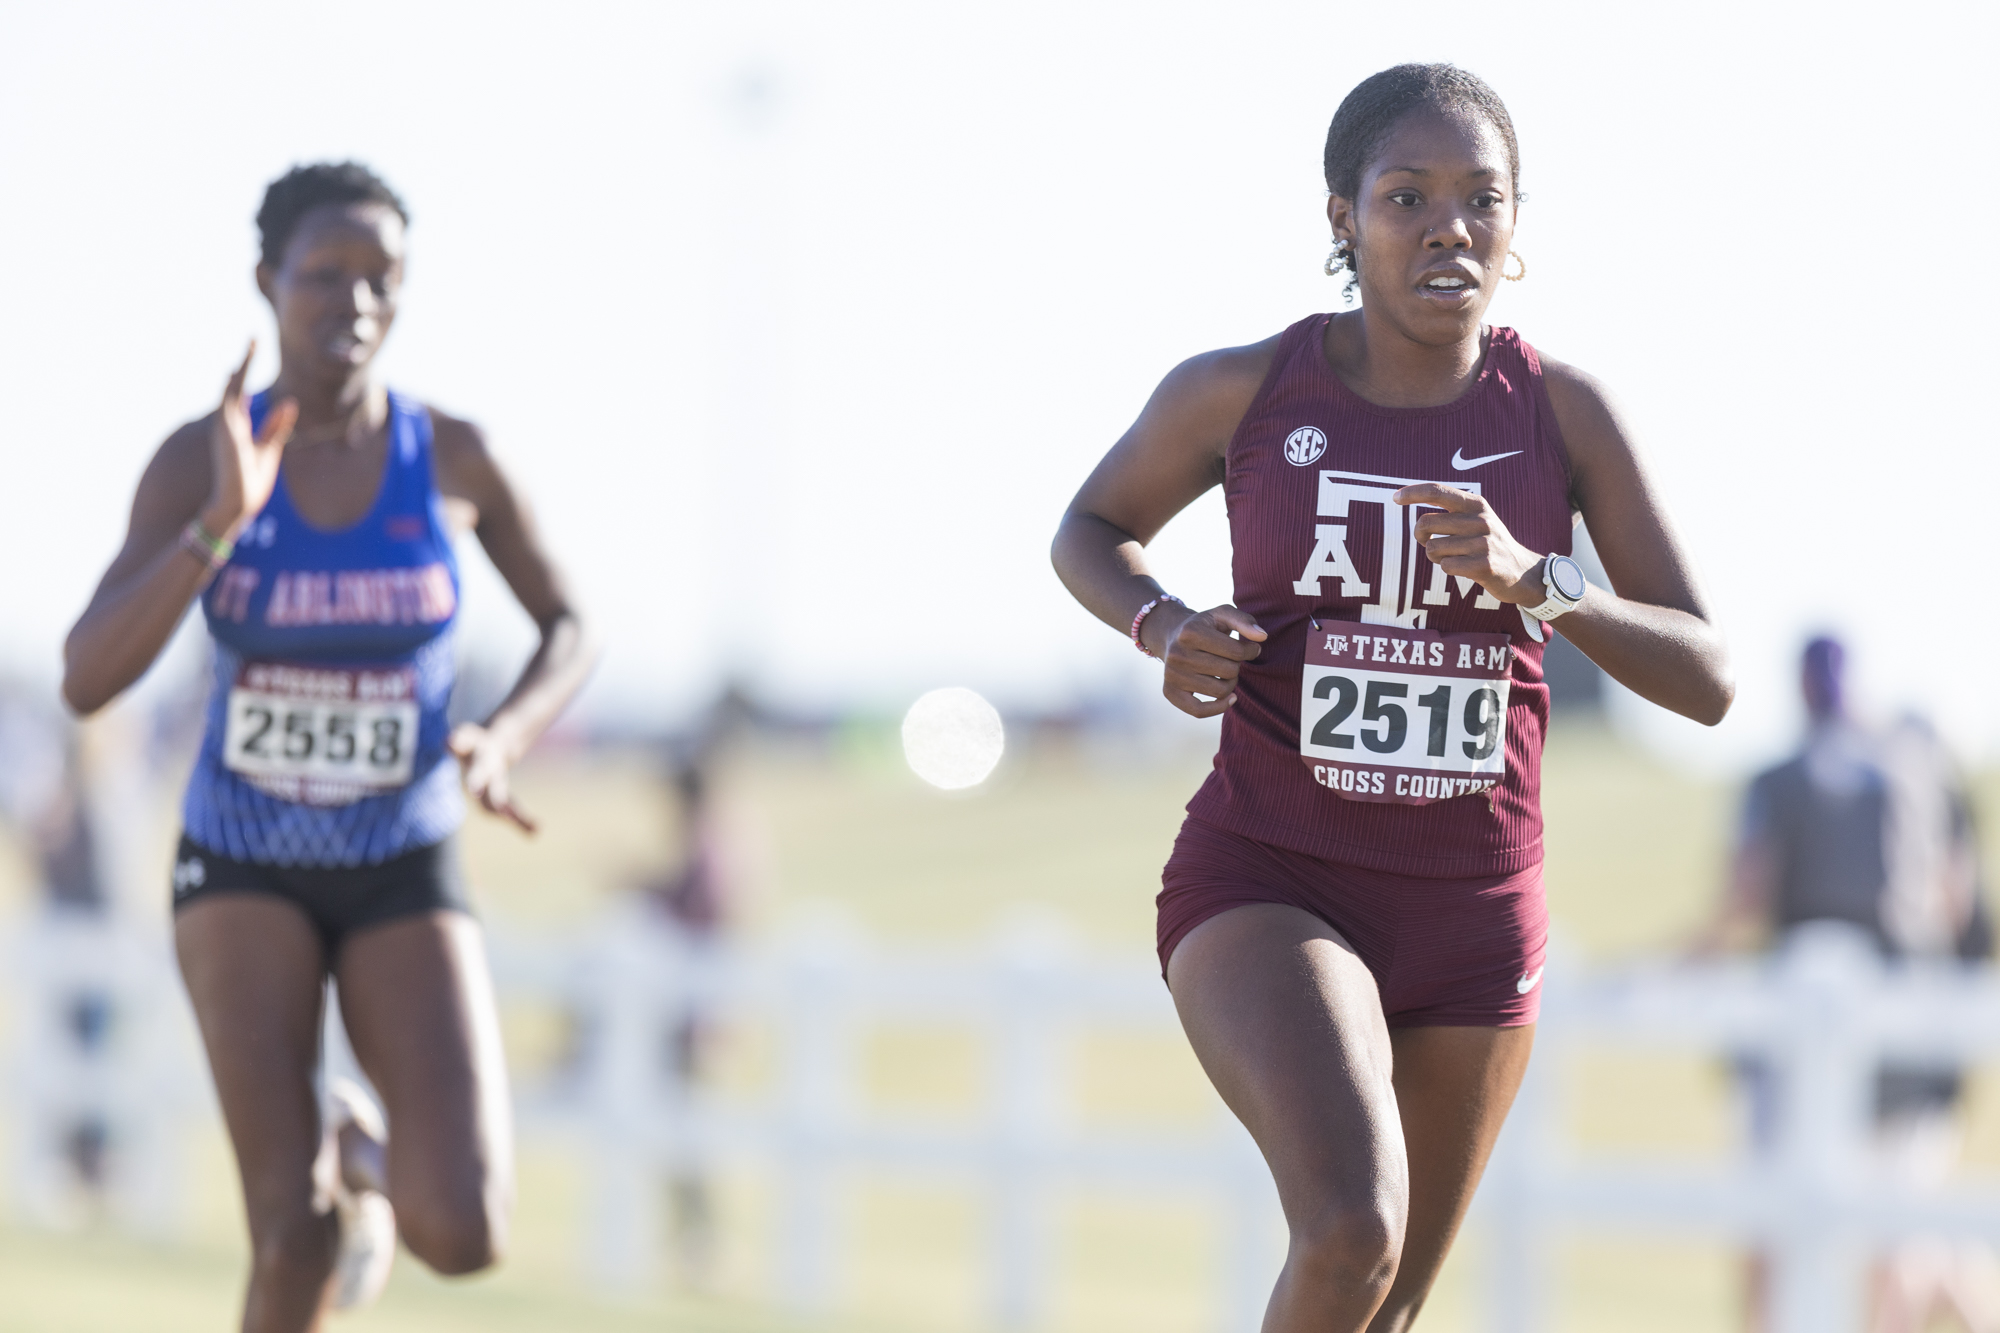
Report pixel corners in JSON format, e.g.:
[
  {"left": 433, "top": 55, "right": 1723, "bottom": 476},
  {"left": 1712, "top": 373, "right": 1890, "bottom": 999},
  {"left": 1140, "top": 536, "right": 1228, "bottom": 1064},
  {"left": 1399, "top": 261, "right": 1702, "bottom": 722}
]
[
  {"left": 326, "top": 1078, "right": 396, "bottom": 1311},
  {"left": 332, "top": 1189, "right": 397, "bottom": 1310}
]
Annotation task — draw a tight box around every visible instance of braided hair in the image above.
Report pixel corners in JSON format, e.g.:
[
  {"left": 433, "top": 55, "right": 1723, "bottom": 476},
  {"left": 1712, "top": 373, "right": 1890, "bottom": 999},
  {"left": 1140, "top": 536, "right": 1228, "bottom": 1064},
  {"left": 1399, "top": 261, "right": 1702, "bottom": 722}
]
[
  {"left": 255, "top": 162, "right": 409, "bottom": 270},
  {"left": 1322, "top": 64, "right": 1520, "bottom": 286}
]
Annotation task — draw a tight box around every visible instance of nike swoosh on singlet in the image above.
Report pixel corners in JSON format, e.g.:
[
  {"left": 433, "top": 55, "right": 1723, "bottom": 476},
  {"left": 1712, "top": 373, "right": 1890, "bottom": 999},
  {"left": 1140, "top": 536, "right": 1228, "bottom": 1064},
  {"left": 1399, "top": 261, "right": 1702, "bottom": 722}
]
[{"left": 1451, "top": 448, "right": 1523, "bottom": 470}]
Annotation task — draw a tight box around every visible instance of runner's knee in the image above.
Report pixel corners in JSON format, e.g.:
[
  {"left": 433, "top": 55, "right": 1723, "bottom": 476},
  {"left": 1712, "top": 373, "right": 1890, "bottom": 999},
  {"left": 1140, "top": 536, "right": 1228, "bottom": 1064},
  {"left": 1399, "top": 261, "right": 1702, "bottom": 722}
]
[
  {"left": 1288, "top": 1198, "right": 1403, "bottom": 1302},
  {"left": 398, "top": 1189, "right": 506, "bottom": 1275}
]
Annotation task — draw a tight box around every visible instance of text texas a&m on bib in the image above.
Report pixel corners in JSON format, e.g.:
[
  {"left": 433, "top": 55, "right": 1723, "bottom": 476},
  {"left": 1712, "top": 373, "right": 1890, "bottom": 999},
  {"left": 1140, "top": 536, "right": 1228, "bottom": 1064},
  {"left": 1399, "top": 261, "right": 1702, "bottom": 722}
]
[{"left": 1299, "top": 620, "right": 1512, "bottom": 805}]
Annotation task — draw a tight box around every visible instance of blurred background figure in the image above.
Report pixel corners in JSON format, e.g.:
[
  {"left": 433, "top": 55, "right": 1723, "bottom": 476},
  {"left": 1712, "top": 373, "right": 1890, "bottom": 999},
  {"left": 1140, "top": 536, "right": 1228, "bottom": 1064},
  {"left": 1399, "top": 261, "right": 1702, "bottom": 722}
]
[
  {"left": 0, "top": 684, "right": 188, "bottom": 1229},
  {"left": 28, "top": 746, "right": 113, "bottom": 1206},
  {"left": 1693, "top": 636, "right": 2000, "bottom": 1333},
  {"left": 0, "top": 691, "right": 112, "bottom": 1215},
  {"left": 644, "top": 687, "right": 752, "bottom": 1289}
]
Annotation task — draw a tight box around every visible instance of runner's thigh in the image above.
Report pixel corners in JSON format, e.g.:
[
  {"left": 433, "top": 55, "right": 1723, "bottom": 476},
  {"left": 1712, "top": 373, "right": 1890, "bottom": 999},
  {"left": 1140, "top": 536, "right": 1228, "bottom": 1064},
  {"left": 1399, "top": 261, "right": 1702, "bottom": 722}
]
[
  {"left": 175, "top": 895, "right": 329, "bottom": 1231},
  {"left": 1166, "top": 902, "right": 1406, "bottom": 1231},
  {"left": 334, "top": 910, "right": 512, "bottom": 1258}
]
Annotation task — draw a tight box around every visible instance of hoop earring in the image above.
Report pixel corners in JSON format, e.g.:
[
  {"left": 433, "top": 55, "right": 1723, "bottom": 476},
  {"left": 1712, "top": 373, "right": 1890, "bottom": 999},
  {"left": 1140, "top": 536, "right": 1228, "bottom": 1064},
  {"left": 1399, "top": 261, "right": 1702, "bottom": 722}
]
[
  {"left": 1323, "top": 238, "right": 1352, "bottom": 277},
  {"left": 1503, "top": 250, "right": 1527, "bottom": 282}
]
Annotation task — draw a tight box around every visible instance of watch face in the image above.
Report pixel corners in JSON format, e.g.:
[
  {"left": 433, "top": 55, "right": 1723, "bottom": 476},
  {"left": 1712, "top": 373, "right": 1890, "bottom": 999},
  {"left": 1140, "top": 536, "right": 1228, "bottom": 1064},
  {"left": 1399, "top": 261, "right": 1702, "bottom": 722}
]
[{"left": 1550, "top": 556, "right": 1587, "bottom": 601}]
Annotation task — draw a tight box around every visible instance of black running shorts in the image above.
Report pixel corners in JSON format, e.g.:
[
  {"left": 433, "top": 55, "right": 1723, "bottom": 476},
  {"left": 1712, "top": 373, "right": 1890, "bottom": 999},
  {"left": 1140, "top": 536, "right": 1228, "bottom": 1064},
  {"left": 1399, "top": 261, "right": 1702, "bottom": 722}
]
[{"left": 170, "top": 833, "right": 472, "bottom": 958}]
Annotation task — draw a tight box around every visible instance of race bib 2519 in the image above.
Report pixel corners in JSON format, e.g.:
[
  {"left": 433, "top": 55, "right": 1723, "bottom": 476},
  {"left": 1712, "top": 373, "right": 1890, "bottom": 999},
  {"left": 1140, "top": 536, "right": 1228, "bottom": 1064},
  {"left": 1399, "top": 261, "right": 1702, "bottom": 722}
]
[{"left": 1299, "top": 621, "right": 1511, "bottom": 806}]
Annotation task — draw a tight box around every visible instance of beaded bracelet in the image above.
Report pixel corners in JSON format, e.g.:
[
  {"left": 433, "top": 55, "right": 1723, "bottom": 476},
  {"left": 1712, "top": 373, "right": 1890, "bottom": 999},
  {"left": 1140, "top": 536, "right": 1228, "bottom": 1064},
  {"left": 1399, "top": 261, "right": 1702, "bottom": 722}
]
[
  {"left": 1129, "top": 593, "right": 1183, "bottom": 658},
  {"left": 178, "top": 519, "right": 234, "bottom": 572}
]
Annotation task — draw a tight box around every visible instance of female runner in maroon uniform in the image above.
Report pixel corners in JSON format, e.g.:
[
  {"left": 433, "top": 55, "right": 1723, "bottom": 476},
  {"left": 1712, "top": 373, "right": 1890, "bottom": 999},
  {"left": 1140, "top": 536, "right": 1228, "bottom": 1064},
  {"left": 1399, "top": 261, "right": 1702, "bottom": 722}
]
[{"left": 1054, "top": 65, "right": 1732, "bottom": 1329}]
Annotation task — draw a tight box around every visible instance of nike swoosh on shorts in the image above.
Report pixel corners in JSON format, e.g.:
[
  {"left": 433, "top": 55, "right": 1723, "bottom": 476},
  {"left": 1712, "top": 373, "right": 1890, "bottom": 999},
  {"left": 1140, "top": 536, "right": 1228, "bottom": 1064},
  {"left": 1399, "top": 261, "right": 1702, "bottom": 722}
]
[
  {"left": 1451, "top": 448, "right": 1523, "bottom": 470},
  {"left": 1516, "top": 967, "right": 1544, "bottom": 995}
]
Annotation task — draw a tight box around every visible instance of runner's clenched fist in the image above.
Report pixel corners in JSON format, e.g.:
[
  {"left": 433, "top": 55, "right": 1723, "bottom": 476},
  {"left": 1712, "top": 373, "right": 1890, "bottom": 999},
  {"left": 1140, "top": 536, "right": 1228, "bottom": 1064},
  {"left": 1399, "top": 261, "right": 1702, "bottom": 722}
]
[{"left": 1144, "top": 603, "right": 1269, "bottom": 719}]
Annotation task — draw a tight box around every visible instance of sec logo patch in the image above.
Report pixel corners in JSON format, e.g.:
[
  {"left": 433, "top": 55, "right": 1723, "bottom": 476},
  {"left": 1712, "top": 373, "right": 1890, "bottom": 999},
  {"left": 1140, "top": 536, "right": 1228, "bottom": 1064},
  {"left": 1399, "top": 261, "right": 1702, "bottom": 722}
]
[{"left": 1284, "top": 427, "right": 1327, "bottom": 466}]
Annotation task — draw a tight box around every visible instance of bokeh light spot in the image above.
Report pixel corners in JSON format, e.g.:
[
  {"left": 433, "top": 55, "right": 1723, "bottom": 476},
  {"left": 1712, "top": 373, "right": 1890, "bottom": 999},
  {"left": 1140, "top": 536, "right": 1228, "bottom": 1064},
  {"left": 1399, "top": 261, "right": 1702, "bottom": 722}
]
[{"left": 901, "top": 688, "right": 1004, "bottom": 790}]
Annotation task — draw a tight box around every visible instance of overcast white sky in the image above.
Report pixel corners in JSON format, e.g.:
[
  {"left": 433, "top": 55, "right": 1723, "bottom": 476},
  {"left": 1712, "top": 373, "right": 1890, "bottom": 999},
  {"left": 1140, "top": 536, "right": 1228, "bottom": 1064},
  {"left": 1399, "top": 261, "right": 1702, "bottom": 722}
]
[{"left": 2, "top": 0, "right": 1992, "bottom": 770}]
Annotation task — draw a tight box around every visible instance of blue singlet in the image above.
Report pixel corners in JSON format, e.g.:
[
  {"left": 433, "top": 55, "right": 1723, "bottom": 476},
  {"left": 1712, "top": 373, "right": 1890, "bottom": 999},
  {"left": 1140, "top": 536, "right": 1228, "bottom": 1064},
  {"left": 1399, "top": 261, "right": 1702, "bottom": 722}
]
[{"left": 182, "top": 390, "right": 464, "bottom": 867}]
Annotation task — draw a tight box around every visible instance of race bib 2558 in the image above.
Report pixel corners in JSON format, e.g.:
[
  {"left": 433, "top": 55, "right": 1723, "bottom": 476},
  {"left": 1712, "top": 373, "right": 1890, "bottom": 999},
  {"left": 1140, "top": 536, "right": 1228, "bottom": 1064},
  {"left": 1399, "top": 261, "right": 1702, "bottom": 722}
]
[{"left": 223, "top": 661, "right": 420, "bottom": 806}]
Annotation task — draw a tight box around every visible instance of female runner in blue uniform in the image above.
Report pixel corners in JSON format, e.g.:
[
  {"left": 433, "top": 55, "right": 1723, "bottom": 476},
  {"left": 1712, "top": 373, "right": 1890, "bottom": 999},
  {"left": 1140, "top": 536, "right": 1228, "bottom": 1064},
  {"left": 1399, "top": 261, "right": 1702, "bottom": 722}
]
[{"left": 62, "top": 162, "right": 597, "bottom": 1331}]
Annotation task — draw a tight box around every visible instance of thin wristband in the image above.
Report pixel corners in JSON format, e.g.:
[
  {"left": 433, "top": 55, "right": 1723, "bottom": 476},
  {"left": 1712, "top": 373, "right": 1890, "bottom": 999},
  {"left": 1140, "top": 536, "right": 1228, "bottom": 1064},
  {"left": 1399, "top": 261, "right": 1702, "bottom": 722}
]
[
  {"left": 178, "top": 520, "right": 234, "bottom": 572},
  {"left": 189, "top": 516, "right": 234, "bottom": 558},
  {"left": 1130, "top": 593, "right": 1184, "bottom": 658}
]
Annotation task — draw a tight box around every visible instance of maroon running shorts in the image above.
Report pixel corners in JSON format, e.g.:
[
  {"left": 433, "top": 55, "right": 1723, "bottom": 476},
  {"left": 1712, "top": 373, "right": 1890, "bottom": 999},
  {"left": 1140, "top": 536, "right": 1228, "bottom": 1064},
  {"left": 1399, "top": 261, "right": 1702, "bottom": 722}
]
[{"left": 1157, "top": 816, "right": 1548, "bottom": 1028}]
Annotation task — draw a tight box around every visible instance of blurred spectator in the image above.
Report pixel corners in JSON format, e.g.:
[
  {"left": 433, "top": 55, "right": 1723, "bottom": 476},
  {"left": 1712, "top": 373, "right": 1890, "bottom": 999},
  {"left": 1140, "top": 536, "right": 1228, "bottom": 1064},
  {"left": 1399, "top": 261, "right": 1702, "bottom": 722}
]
[
  {"left": 1693, "top": 636, "right": 2000, "bottom": 1333},
  {"left": 0, "top": 686, "right": 68, "bottom": 838},
  {"left": 0, "top": 687, "right": 113, "bottom": 1210},
  {"left": 644, "top": 686, "right": 752, "bottom": 1287},
  {"left": 0, "top": 689, "right": 96, "bottom": 906},
  {"left": 34, "top": 772, "right": 106, "bottom": 912},
  {"left": 653, "top": 758, "right": 730, "bottom": 938}
]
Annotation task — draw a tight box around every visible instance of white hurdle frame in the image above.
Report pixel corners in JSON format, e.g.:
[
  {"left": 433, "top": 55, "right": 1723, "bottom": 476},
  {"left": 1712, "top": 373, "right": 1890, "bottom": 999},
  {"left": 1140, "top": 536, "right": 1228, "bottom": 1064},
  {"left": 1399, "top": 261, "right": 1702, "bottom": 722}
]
[
  {"left": 488, "top": 902, "right": 1283, "bottom": 1328},
  {"left": 1481, "top": 924, "right": 2000, "bottom": 1333},
  {"left": 8, "top": 906, "right": 2000, "bottom": 1330}
]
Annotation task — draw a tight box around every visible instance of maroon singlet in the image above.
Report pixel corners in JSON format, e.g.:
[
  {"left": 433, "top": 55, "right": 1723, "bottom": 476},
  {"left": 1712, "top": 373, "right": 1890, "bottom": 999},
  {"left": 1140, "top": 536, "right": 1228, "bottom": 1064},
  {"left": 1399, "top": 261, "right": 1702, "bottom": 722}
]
[{"left": 1184, "top": 315, "right": 1573, "bottom": 878}]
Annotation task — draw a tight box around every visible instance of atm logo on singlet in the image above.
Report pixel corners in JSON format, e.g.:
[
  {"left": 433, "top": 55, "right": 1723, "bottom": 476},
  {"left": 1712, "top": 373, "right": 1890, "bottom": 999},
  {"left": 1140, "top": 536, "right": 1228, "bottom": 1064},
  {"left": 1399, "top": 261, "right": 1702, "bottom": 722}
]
[{"left": 1291, "top": 470, "right": 1500, "bottom": 629}]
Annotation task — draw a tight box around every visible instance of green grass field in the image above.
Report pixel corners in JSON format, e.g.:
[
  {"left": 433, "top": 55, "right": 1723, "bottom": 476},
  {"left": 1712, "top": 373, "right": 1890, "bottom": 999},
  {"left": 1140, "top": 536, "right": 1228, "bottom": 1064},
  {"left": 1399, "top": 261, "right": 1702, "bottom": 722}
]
[{"left": 3, "top": 715, "right": 1995, "bottom": 1330}]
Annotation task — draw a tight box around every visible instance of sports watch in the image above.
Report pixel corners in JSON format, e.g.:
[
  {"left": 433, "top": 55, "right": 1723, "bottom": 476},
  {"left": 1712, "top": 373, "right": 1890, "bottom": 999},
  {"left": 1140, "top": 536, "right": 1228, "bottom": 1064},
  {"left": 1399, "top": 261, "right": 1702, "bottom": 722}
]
[{"left": 1521, "top": 554, "right": 1587, "bottom": 622}]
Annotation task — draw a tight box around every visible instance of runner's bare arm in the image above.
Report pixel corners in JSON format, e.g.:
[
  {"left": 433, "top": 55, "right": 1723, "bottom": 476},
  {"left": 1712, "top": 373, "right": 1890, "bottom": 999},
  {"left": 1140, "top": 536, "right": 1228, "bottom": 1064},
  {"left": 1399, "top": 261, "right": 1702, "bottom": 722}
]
[
  {"left": 1401, "top": 358, "right": 1733, "bottom": 726},
  {"left": 431, "top": 410, "right": 598, "bottom": 831},
  {"left": 1537, "top": 358, "right": 1732, "bottom": 724},
  {"left": 63, "top": 424, "right": 217, "bottom": 714},
  {"left": 64, "top": 349, "right": 299, "bottom": 715},
  {"left": 1052, "top": 341, "right": 1274, "bottom": 719}
]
